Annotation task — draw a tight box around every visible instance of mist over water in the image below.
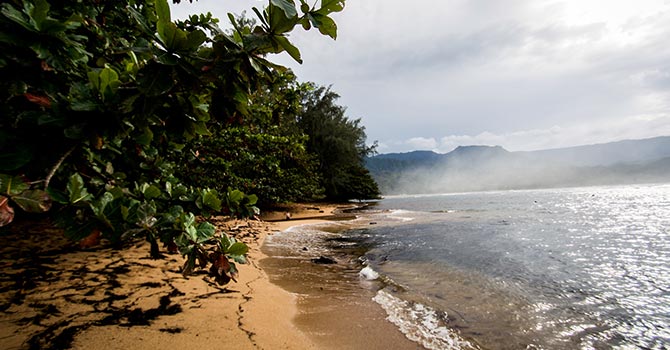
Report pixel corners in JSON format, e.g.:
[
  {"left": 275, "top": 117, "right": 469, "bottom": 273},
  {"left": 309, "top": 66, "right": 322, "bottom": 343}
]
[
  {"left": 368, "top": 139, "right": 670, "bottom": 195},
  {"left": 265, "top": 183, "right": 670, "bottom": 349},
  {"left": 366, "top": 184, "right": 670, "bottom": 349},
  {"left": 390, "top": 158, "right": 669, "bottom": 195}
]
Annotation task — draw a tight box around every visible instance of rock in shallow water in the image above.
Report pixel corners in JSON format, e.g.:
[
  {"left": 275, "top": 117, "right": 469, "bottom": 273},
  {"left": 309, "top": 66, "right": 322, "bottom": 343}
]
[{"left": 311, "top": 256, "right": 337, "bottom": 264}]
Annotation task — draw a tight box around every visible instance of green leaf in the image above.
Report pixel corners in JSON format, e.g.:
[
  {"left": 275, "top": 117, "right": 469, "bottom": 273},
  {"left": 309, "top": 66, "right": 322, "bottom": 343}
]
[
  {"left": 142, "top": 184, "right": 162, "bottom": 199},
  {"left": 228, "top": 189, "right": 244, "bottom": 203},
  {"left": 67, "top": 173, "right": 92, "bottom": 204},
  {"left": 13, "top": 189, "right": 52, "bottom": 213},
  {"left": 251, "top": 7, "right": 269, "bottom": 28},
  {"left": 136, "top": 127, "right": 154, "bottom": 146},
  {"left": 165, "top": 181, "right": 173, "bottom": 197},
  {"left": 87, "top": 70, "right": 100, "bottom": 90},
  {"left": 231, "top": 254, "right": 247, "bottom": 264},
  {"left": 192, "top": 121, "right": 212, "bottom": 136},
  {"left": 46, "top": 187, "right": 68, "bottom": 204},
  {"left": 90, "top": 192, "right": 114, "bottom": 218},
  {"left": 0, "top": 174, "right": 29, "bottom": 196},
  {"left": 246, "top": 194, "right": 259, "bottom": 206},
  {"left": 317, "top": 0, "right": 345, "bottom": 14},
  {"left": 219, "top": 236, "right": 232, "bottom": 253},
  {"left": 270, "top": 0, "right": 298, "bottom": 18},
  {"left": 195, "top": 221, "right": 216, "bottom": 243},
  {"left": 90, "top": 192, "right": 114, "bottom": 228},
  {"left": 274, "top": 35, "right": 302, "bottom": 63},
  {"left": 226, "top": 242, "right": 248, "bottom": 256},
  {"left": 268, "top": 4, "right": 298, "bottom": 35},
  {"left": 201, "top": 189, "right": 222, "bottom": 211},
  {"left": 1, "top": 3, "right": 34, "bottom": 32},
  {"left": 155, "top": 0, "right": 171, "bottom": 24},
  {"left": 308, "top": 13, "right": 338, "bottom": 39},
  {"left": 98, "top": 67, "right": 119, "bottom": 94},
  {"left": 30, "top": 0, "right": 50, "bottom": 30},
  {"left": 157, "top": 21, "right": 187, "bottom": 51},
  {"left": 185, "top": 30, "right": 207, "bottom": 50}
]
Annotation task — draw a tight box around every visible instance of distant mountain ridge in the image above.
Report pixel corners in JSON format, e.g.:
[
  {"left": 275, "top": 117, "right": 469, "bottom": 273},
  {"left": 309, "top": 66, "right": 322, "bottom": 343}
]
[{"left": 366, "top": 136, "right": 670, "bottom": 194}]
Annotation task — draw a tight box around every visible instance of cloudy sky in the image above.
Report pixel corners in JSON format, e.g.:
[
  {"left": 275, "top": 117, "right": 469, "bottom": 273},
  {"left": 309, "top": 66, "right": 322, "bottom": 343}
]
[{"left": 171, "top": 0, "right": 670, "bottom": 153}]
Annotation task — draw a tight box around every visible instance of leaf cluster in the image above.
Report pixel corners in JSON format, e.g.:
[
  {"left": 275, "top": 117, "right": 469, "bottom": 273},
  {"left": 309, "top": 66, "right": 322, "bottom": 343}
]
[{"left": 0, "top": 0, "right": 346, "bottom": 285}]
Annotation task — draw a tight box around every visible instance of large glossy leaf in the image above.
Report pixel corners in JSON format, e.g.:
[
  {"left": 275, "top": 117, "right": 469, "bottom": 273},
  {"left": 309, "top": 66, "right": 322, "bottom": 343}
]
[
  {"left": 308, "top": 13, "right": 338, "bottom": 39},
  {"left": 270, "top": 0, "right": 297, "bottom": 18},
  {"left": 13, "top": 189, "right": 52, "bottom": 213},
  {"left": 29, "top": 0, "right": 50, "bottom": 30},
  {"left": 195, "top": 221, "right": 216, "bottom": 243},
  {"left": 157, "top": 21, "right": 187, "bottom": 51},
  {"left": 141, "top": 184, "right": 162, "bottom": 199},
  {"left": 90, "top": 191, "right": 114, "bottom": 218},
  {"left": 0, "top": 174, "right": 28, "bottom": 196},
  {"left": 46, "top": 186, "right": 68, "bottom": 204},
  {"left": 185, "top": 30, "right": 207, "bottom": 50},
  {"left": 268, "top": 2, "right": 298, "bottom": 34},
  {"left": 227, "top": 189, "right": 244, "bottom": 204},
  {"left": 155, "top": 0, "right": 171, "bottom": 24},
  {"left": 246, "top": 194, "right": 258, "bottom": 206},
  {"left": 67, "top": 173, "right": 92, "bottom": 204},
  {"left": 274, "top": 35, "right": 302, "bottom": 63},
  {"left": 98, "top": 67, "right": 119, "bottom": 94},
  {"left": 0, "top": 3, "right": 34, "bottom": 32},
  {"left": 201, "top": 189, "right": 222, "bottom": 211},
  {"left": 226, "top": 242, "right": 248, "bottom": 256}
]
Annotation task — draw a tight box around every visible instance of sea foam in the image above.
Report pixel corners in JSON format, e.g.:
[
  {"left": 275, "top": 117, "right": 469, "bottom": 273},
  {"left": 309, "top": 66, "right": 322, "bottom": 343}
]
[
  {"left": 373, "top": 290, "right": 478, "bottom": 350},
  {"left": 359, "top": 266, "right": 380, "bottom": 280}
]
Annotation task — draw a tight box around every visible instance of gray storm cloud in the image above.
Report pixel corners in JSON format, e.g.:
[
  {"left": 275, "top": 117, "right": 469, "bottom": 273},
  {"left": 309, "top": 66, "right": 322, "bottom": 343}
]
[{"left": 171, "top": 0, "right": 670, "bottom": 152}]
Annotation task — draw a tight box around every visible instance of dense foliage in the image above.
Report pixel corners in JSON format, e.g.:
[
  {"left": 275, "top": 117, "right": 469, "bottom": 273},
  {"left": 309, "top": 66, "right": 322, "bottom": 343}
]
[
  {"left": 177, "top": 72, "right": 380, "bottom": 204},
  {"left": 0, "top": 0, "right": 357, "bottom": 285},
  {"left": 299, "top": 86, "right": 380, "bottom": 199}
]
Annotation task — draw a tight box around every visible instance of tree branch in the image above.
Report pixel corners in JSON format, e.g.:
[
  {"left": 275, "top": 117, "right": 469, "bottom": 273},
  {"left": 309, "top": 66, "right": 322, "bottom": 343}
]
[{"left": 44, "top": 146, "right": 76, "bottom": 190}]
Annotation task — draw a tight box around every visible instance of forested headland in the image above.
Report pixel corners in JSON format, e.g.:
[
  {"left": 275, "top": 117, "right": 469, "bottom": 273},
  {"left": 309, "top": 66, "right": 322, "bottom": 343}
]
[{"left": 0, "top": 0, "right": 378, "bottom": 284}]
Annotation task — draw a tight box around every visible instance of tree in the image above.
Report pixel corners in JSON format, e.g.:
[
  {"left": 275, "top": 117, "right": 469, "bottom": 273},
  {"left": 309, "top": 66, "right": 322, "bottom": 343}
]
[
  {"left": 298, "top": 86, "right": 381, "bottom": 200},
  {"left": 0, "top": 0, "right": 345, "bottom": 284}
]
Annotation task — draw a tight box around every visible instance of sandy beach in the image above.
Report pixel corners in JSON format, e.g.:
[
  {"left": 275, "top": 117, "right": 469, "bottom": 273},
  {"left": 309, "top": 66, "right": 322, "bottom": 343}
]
[{"left": 0, "top": 204, "right": 348, "bottom": 350}]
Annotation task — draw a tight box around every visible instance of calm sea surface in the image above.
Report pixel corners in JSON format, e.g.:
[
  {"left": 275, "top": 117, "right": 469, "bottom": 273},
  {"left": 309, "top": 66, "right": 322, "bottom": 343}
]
[{"left": 265, "top": 184, "right": 670, "bottom": 349}]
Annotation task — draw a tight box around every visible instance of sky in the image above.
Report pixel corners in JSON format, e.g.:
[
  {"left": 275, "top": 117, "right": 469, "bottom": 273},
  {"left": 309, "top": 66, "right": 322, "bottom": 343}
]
[{"left": 171, "top": 0, "right": 670, "bottom": 154}]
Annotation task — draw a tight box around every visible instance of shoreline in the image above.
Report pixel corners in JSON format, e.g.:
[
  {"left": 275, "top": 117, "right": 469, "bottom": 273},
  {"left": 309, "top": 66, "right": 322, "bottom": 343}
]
[
  {"left": 0, "top": 202, "right": 419, "bottom": 350},
  {"left": 260, "top": 205, "right": 423, "bottom": 350},
  {"left": 0, "top": 205, "right": 344, "bottom": 350}
]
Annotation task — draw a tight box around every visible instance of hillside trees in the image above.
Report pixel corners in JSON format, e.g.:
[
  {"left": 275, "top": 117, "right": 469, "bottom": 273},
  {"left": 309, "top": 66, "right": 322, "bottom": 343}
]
[
  {"left": 177, "top": 71, "right": 381, "bottom": 203},
  {"left": 175, "top": 71, "right": 324, "bottom": 205},
  {"left": 299, "top": 86, "right": 380, "bottom": 199},
  {"left": 0, "top": 0, "right": 345, "bottom": 284}
]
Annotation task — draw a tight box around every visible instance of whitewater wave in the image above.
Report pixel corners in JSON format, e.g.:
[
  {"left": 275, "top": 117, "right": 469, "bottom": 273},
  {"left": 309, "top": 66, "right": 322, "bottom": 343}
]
[{"left": 373, "top": 290, "right": 478, "bottom": 350}]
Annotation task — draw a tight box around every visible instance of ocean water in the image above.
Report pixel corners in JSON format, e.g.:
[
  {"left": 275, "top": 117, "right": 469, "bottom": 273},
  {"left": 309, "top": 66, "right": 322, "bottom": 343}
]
[{"left": 265, "top": 184, "right": 670, "bottom": 349}]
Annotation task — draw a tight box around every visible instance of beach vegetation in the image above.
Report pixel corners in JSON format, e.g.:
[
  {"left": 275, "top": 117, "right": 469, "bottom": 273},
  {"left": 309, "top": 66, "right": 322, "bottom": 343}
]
[{"left": 0, "top": 0, "right": 355, "bottom": 285}]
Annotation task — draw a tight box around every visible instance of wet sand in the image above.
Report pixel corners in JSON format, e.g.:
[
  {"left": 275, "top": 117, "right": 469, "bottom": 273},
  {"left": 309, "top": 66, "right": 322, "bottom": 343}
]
[
  {"left": 266, "top": 215, "right": 422, "bottom": 349},
  {"left": 0, "top": 204, "right": 420, "bottom": 349}
]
